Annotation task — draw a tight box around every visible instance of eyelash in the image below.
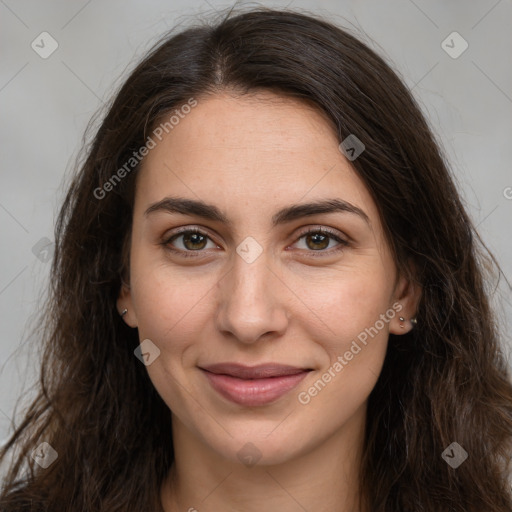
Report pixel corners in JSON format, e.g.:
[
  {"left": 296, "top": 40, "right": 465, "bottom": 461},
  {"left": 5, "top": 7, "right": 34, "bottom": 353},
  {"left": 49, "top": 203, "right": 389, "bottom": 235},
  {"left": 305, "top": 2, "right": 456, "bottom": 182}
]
[{"left": 162, "top": 226, "right": 348, "bottom": 258}]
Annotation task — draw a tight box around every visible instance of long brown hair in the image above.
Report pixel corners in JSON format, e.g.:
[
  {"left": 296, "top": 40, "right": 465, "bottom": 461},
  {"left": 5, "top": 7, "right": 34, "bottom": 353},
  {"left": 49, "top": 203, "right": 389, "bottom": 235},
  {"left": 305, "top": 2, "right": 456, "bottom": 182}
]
[{"left": 1, "top": 7, "right": 511, "bottom": 511}]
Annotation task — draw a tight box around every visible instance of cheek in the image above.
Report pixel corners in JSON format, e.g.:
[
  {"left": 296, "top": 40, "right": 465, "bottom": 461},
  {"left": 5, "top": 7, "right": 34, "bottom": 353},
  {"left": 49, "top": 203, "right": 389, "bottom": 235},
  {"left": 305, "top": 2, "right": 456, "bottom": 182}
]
[
  {"left": 294, "top": 263, "right": 394, "bottom": 405},
  {"left": 299, "top": 260, "right": 394, "bottom": 352},
  {"left": 128, "top": 266, "right": 222, "bottom": 421},
  {"left": 130, "top": 256, "right": 219, "bottom": 344},
  {"left": 129, "top": 266, "right": 218, "bottom": 421}
]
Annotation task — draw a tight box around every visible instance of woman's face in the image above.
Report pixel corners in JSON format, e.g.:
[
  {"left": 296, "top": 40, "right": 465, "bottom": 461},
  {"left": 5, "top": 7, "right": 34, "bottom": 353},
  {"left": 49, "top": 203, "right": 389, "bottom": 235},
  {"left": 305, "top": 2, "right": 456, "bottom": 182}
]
[{"left": 120, "top": 91, "right": 416, "bottom": 465}]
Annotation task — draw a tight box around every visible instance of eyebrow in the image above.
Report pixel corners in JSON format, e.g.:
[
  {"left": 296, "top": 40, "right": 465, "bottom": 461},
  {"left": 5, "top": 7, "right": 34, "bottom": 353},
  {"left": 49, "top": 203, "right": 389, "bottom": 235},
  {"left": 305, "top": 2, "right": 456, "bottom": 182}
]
[{"left": 145, "top": 196, "right": 370, "bottom": 227}]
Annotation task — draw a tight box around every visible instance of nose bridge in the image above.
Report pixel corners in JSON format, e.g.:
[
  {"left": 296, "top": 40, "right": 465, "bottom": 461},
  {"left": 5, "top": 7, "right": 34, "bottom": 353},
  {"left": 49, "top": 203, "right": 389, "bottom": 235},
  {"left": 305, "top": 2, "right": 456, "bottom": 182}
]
[
  {"left": 233, "top": 249, "right": 272, "bottom": 304},
  {"left": 215, "top": 244, "right": 288, "bottom": 344}
]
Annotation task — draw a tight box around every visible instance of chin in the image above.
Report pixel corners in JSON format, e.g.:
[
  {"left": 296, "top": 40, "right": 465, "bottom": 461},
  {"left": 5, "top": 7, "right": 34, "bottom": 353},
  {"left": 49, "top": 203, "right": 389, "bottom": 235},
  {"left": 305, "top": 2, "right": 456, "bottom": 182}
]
[{"left": 199, "top": 421, "right": 315, "bottom": 467}]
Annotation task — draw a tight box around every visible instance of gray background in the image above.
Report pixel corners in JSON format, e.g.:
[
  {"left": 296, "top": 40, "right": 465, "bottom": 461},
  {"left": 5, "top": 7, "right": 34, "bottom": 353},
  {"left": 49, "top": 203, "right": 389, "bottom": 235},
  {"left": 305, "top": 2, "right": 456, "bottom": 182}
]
[{"left": 1, "top": 0, "right": 511, "bottom": 448}]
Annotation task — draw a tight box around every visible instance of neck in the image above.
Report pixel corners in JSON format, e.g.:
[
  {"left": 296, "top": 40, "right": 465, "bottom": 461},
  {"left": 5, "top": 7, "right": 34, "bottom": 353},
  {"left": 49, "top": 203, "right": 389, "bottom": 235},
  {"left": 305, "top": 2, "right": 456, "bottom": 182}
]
[{"left": 161, "top": 404, "right": 367, "bottom": 512}]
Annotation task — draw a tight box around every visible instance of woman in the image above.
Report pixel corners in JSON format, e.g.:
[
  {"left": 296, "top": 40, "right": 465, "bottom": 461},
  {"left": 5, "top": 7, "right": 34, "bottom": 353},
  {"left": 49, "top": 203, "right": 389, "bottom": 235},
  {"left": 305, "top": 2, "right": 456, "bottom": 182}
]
[{"left": 1, "top": 7, "right": 511, "bottom": 512}]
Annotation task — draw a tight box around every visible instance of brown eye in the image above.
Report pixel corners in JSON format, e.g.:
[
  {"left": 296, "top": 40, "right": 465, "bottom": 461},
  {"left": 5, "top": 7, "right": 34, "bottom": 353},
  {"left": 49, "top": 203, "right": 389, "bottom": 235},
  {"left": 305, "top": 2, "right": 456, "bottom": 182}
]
[
  {"left": 293, "top": 228, "right": 348, "bottom": 254},
  {"left": 304, "top": 232, "right": 330, "bottom": 250},
  {"left": 181, "top": 232, "right": 208, "bottom": 250},
  {"left": 164, "top": 229, "right": 217, "bottom": 256}
]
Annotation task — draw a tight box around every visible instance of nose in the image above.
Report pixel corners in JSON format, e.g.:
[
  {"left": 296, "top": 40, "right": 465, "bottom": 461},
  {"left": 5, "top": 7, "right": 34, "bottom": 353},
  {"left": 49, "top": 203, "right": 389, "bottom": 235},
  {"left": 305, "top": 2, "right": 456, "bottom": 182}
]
[{"left": 215, "top": 250, "right": 289, "bottom": 345}]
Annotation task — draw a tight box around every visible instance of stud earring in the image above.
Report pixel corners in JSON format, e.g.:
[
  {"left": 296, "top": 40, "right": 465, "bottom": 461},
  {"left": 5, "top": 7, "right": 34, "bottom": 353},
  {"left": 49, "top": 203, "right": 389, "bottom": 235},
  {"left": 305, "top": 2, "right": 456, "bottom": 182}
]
[
  {"left": 399, "top": 316, "right": 405, "bottom": 328},
  {"left": 120, "top": 308, "right": 128, "bottom": 317}
]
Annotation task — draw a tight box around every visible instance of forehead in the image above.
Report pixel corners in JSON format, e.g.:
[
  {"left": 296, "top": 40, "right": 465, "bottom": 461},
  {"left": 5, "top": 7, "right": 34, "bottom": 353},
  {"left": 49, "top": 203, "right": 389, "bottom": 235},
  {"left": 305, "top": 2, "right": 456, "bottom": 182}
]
[{"left": 135, "top": 91, "right": 380, "bottom": 227}]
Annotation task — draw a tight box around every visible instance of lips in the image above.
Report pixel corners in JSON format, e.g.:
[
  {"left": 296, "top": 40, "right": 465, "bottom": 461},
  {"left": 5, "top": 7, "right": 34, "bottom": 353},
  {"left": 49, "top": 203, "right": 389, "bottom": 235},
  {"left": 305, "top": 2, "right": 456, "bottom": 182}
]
[{"left": 199, "top": 363, "right": 312, "bottom": 406}]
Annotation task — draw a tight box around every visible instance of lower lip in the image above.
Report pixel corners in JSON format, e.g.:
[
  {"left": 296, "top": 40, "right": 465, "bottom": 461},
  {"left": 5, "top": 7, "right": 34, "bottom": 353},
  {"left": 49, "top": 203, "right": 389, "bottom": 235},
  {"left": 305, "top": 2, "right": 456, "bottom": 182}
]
[{"left": 201, "top": 370, "right": 310, "bottom": 406}]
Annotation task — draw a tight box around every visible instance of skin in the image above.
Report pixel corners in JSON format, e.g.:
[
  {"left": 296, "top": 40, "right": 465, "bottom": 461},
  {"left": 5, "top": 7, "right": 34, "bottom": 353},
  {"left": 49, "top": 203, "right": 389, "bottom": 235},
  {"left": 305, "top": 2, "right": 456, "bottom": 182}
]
[{"left": 118, "top": 91, "right": 420, "bottom": 512}]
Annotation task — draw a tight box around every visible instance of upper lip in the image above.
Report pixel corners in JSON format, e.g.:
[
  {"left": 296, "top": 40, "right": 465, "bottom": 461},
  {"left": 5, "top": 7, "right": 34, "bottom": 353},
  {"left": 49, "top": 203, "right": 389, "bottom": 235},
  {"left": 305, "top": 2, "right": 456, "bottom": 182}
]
[{"left": 200, "top": 363, "right": 311, "bottom": 379}]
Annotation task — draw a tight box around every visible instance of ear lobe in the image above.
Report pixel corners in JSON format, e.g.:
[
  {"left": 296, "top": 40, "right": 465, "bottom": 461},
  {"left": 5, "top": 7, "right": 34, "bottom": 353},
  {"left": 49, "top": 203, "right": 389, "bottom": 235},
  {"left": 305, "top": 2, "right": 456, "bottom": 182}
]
[
  {"left": 117, "top": 284, "right": 138, "bottom": 328},
  {"left": 389, "top": 273, "right": 421, "bottom": 335}
]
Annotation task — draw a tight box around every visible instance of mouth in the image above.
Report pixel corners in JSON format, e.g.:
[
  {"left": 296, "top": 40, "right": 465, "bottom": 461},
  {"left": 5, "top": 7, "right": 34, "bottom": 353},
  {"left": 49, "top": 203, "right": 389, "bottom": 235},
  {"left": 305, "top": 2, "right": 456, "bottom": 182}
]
[{"left": 199, "top": 363, "right": 312, "bottom": 406}]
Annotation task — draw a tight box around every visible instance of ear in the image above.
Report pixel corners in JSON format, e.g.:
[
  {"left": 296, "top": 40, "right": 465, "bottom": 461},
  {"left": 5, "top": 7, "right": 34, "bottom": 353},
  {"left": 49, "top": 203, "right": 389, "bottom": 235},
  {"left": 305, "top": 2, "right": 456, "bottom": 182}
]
[
  {"left": 117, "top": 282, "right": 138, "bottom": 328},
  {"left": 388, "top": 270, "right": 421, "bottom": 335}
]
